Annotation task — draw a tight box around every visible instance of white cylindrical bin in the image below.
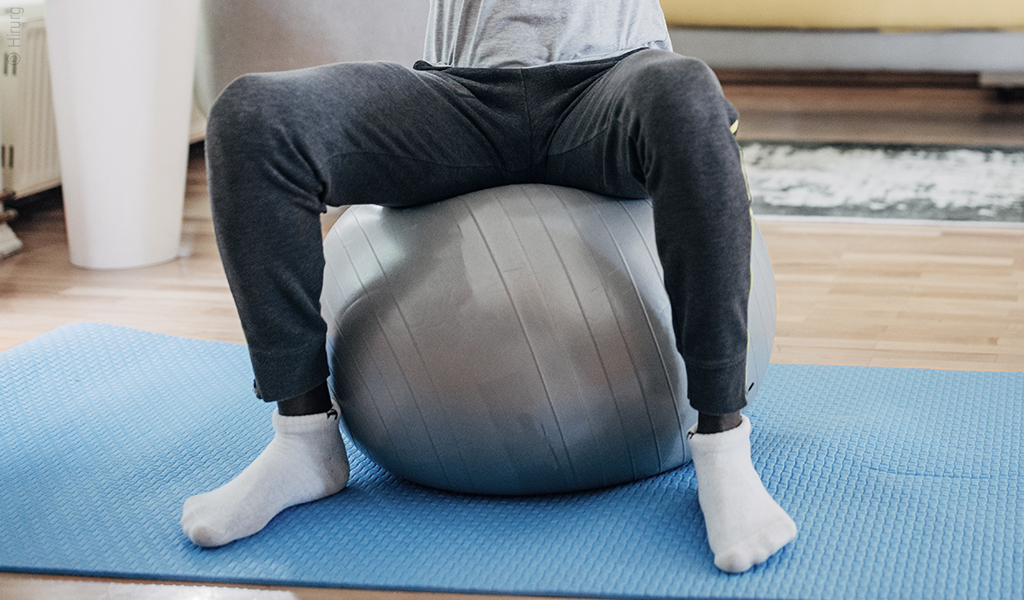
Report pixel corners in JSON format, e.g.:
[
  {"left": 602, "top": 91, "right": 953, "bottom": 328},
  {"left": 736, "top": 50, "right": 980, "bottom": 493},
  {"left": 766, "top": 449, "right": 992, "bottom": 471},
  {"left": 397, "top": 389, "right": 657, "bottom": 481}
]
[{"left": 45, "top": 0, "right": 200, "bottom": 269}]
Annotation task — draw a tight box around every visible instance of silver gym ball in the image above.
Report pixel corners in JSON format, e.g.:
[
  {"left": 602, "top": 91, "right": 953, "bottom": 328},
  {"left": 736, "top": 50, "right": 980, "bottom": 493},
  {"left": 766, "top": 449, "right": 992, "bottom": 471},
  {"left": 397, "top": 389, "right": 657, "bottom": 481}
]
[{"left": 322, "top": 184, "right": 776, "bottom": 495}]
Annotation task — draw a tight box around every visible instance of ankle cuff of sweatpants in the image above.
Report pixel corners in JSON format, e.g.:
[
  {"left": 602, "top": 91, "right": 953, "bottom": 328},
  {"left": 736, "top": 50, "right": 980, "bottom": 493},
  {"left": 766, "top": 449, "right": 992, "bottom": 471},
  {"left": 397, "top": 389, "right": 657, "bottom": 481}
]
[
  {"left": 685, "top": 359, "right": 748, "bottom": 415},
  {"left": 248, "top": 343, "right": 330, "bottom": 403}
]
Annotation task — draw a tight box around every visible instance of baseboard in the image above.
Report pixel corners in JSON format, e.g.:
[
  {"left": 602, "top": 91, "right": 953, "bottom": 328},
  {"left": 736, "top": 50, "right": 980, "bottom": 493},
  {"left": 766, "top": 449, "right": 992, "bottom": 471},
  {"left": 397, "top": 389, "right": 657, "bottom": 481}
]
[{"left": 670, "top": 28, "right": 1024, "bottom": 74}]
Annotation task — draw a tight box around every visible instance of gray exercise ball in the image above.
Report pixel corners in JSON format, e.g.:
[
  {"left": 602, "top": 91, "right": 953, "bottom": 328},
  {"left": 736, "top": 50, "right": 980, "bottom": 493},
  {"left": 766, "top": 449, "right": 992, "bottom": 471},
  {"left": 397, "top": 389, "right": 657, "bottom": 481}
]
[{"left": 321, "top": 184, "right": 776, "bottom": 495}]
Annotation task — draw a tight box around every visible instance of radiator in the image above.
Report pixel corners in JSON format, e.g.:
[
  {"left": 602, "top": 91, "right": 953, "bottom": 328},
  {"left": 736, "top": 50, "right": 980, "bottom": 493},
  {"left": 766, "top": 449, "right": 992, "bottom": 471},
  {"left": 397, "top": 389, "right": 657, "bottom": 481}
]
[{"left": 1, "top": 7, "right": 60, "bottom": 198}]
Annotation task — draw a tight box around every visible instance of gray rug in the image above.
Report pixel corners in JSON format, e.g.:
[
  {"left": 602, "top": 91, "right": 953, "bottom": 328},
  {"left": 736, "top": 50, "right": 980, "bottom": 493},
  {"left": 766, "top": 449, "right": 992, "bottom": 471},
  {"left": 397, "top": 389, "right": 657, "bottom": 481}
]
[{"left": 741, "top": 142, "right": 1024, "bottom": 223}]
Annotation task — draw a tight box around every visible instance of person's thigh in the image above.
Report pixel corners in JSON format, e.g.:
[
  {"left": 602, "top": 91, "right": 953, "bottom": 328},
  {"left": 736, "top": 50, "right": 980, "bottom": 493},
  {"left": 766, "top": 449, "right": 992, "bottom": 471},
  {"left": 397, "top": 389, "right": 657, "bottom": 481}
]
[
  {"left": 543, "top": 49, "right": 741, "bottom": 199},
  {"left": 207, "top": 60, "right": 521, "bottom": 212}
]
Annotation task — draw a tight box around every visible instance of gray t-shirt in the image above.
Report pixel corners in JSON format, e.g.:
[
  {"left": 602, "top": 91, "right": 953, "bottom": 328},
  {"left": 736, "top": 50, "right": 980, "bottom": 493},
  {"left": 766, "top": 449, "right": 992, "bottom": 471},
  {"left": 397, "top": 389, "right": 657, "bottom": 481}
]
[{"left": 424, "top": 0, "right": 672, "bottom": 68}]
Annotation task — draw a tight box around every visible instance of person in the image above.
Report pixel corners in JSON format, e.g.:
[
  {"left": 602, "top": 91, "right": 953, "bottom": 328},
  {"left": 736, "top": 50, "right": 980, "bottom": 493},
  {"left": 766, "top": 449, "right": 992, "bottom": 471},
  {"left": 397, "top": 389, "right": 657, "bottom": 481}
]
[{"left": 180, "top": 0, "right": 798, "bottom": 573}]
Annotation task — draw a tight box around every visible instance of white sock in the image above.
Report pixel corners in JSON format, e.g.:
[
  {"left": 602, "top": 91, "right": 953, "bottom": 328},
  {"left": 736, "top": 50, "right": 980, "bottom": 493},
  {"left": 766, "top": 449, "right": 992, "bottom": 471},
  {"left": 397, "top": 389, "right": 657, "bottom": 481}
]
[
  {"left": 181, "top": 407, "right": 350, "bottom": 547},
  {"left": 687, "top": 416, "right": 797, "bottom": 573}
]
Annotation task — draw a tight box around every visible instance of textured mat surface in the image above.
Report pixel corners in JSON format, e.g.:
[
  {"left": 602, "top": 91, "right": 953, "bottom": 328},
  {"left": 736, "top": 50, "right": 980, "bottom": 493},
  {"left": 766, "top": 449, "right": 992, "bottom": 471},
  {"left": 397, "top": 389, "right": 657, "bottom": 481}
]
[{"left": 1, "top": 322, "right": 1021, "bottom": 599}]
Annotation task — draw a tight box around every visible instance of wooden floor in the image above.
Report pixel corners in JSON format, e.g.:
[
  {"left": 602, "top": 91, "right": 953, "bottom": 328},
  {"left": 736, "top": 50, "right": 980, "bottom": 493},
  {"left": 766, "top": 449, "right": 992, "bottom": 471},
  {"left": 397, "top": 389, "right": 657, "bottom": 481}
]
[
  {"left": 2, "top": 74, "right": 1023, "bottom": 600},
  {"left": 724, "top": 74, "right": 1024, "bottom": 146}
]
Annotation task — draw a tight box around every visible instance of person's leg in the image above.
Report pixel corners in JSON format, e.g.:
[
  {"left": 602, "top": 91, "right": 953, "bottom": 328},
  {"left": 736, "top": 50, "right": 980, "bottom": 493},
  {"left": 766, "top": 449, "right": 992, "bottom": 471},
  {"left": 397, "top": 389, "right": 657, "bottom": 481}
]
[
  {"left": 208, "top": 61, "right": 521, "bottom": 408},
  {"left": 543, "top": 50, "right": 796, "bottom": 572},
  {"left": 183, "top": 61, "right": 524, "bottom": 547},
  {"left": 543, "top": 51, "right": 749, "bottom": 414}
]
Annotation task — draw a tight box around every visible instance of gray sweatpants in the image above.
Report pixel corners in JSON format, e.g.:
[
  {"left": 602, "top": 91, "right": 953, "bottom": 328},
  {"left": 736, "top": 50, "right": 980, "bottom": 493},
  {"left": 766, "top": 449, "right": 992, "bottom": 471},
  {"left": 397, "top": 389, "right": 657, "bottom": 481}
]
[{"left": 206, "top": 48, "right": 752, "bottom": 415}]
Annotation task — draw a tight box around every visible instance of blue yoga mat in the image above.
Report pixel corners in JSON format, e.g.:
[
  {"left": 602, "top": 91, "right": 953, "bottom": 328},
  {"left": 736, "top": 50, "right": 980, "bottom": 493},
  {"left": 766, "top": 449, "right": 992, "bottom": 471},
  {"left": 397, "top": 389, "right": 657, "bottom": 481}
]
[{"left": 1, "top": 323, "right": 1021, "bottom": 599}]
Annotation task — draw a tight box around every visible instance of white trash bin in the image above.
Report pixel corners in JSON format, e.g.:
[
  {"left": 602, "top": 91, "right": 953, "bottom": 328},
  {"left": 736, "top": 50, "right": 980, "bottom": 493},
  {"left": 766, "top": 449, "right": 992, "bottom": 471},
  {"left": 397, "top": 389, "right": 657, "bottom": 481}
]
[{"left": 46, "top": 0, "right": 199, "bottom": 269}]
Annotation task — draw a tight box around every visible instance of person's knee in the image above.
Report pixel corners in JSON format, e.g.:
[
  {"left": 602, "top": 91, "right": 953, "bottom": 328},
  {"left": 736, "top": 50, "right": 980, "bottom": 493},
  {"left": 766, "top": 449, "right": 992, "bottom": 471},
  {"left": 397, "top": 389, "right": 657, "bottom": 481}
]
[
  {"left": 205, "top": 73, "right": 285, "bottom": 152},
  {"left": 631, "top": 53, "right": 721, "bottom": 99},
  {"left": 622, "top": 52, "right": 736, "bottom": 134},
  {"left": 205, "top": 73, "right": 308, "bottom": 218}
]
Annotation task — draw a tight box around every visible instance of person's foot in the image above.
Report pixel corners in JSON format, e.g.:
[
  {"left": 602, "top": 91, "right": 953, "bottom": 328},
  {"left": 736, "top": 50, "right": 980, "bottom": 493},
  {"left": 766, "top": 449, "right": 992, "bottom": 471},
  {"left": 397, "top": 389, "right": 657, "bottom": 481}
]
[
  {"left": 687, "top": 416, "right": 797, "bottom": 572},
  {"left": 181, "top": 407, "right": 349, "bottom": 547}
]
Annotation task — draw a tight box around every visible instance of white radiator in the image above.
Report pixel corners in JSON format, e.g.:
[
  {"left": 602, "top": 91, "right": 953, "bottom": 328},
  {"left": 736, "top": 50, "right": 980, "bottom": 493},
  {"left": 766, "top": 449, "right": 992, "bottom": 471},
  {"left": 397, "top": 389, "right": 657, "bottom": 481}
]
[{"left": 1, "top": 6, "right": 60, "bottom": 198}]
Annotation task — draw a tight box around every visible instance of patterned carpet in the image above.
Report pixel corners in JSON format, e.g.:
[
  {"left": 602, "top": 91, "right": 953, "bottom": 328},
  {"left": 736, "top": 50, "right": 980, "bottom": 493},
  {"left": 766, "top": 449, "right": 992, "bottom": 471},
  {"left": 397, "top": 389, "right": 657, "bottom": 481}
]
[{"left": 742, "top": 142, "right": 1024, "bottom": 223}]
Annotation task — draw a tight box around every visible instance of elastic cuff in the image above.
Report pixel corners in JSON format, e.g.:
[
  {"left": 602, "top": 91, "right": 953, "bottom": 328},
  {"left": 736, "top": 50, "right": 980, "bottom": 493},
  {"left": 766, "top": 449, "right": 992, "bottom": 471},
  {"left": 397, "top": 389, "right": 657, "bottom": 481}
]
[
  {"left": 686, "top": 359, "right": 748, "bottom": 415},
  {"left": 248, "top": 343, "right": 330, "bottom": 403}
]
